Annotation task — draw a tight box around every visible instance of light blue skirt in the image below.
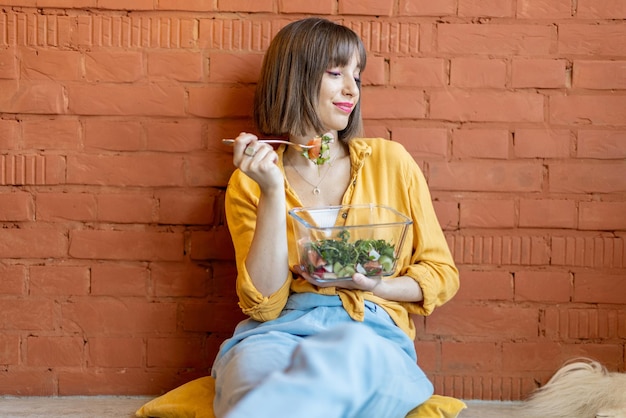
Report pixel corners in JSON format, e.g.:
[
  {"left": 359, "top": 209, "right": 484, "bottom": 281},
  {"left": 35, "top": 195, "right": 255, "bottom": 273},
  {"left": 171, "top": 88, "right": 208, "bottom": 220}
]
[{"left": 212, "top": 293, "right": 433, "bottom": 418}]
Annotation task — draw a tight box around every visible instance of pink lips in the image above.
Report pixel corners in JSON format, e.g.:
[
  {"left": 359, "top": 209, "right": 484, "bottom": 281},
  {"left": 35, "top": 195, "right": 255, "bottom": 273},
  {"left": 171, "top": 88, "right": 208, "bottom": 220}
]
[{"left": 334, "top": 102, "right": 354, "bottom": 113}]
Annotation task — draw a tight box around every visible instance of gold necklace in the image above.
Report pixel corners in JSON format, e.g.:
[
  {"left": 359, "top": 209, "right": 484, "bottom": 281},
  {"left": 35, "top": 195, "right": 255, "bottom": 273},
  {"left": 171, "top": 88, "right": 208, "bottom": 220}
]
[{"left": 286, "top": 153, "right": 338, "bottom": 195}]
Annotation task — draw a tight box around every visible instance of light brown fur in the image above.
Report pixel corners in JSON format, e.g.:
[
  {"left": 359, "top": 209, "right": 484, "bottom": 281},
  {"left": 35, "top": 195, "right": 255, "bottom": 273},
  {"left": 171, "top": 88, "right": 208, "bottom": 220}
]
[{"left": 518, "top": 359, "right": 626, "bottom": 418}]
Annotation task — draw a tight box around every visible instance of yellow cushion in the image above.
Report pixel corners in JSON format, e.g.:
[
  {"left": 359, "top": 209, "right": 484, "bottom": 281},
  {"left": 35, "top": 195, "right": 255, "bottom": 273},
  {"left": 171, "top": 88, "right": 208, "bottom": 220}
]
[
  {"left": 136, "top": 376, "right": 466, "bottom": 418},
  {"left": 136, "top": 376, "right": 216, "bottom": 418}
]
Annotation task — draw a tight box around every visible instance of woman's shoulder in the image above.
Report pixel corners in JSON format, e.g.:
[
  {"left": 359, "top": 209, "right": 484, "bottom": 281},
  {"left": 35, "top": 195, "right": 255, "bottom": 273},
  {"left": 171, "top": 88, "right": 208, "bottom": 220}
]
[{"left": 351, "top": 137, "right": 412, "bottom": 160}]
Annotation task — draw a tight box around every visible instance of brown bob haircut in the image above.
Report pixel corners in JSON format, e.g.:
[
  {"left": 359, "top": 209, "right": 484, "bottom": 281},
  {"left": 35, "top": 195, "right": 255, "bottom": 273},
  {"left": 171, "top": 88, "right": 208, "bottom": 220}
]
[{"left": 254, "top": 18, "right": 367, "bottom": 142}]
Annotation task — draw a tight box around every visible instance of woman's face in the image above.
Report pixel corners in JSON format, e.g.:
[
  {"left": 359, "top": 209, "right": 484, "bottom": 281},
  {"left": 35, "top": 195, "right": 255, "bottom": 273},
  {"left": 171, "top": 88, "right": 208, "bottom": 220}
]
[{"left": 316, "top": 52, "right": 361, "bottom": 134}]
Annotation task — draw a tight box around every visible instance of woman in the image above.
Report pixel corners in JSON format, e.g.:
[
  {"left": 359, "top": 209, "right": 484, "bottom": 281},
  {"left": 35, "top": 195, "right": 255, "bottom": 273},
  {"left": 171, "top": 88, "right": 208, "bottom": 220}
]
[{"left": 214, "top": 17, "right": 460, "bottom": 418}]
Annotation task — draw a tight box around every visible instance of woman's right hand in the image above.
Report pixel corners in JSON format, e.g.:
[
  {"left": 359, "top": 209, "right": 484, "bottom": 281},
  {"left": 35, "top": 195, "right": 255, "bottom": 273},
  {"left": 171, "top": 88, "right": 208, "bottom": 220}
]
[{"left": 231, "top": 132, "right": 283, "bottom": 193}]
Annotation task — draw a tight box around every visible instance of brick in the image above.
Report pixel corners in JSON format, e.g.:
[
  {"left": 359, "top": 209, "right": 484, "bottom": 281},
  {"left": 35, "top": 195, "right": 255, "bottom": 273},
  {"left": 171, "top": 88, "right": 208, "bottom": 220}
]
[
  {"left": 0, "top": 370, "right": 55, "bottom": 396},
  {"left": 519, "top": 199, "right": 577, "bottom": 229},
  {"left": 84, "top": 119, "right": 143, "bottom": 151},
  {"left": 450, "top": 58, "right": 506, "bottom": 88},
  {"left": 579, "top": 202, "right": 626, "bottom": 231},
  {"left": 97, "top": 192, "right": 155, "bottom": 224},
  {"left": 189, "top": 227, "right": 235, "bottom": 261},
  {"left": 148, "top": 50, "right": 203, "bottom": 82},
  {"left": 454, "top": 269, "right": 513, "bottom": 301},
  {"left": 0, "top": 119, "right": 20, "bottom": 149},
  {"left": 69, "top": 230, "right": 184, "bottom": 261},
  {"left": 36, "top": 192, "right": 97, "bottom": 222},
  {"left": 390, "top": 57, "right": 446, "bottom": 87},
  {"left": 91, "top": 263, "right": 149, "bottom": 296},
  {"left": 216, "top": 0, "right": 273, "bottom": 12},
  {"left": 442, "top": 342, "right": 501, "bottom": 372},
  {"left": 182, "top": 301, "right": 246, "bottom": 333},
  {"left": 61, "top": 299, "right": 177, "bottom": 334},
  {"left": 208, "top": 52, "right": 263, "bottom": 83},
  {"left": 452, "top": 129, "right": 509, "bottom": 159},
  {"left": 0, "top": 300, "right": 54, "bottom": 330},
  {"left": 20, "top": 48, "right": 81, "bottom": 80},
  {"left": 429, "top": 161, "right": 543, "bottom": 192},
  {"left": 502, "top": 342, "right": 563, "bottom": 372},
  {"left": 85, "top": 50, "right": 144, "bottom": 82},
  {"left": 551, "top": 95, "right": 626, "bottom": 126},
  {"left": 438, "top": 24, "right": 554, "bottom": 55},
  {"left": 36, "top": 0, "right": 95, "bottom": 7},
  {"left": 573, "top": 60, "right": 626, "bottom": 90},
  {"left": 448, "top": 234, "right": 550, "bottom": 266},
  {"left": 433, "top": 200, "right": 459, "bottom": 231},
  {"left": 427, "top": 303, "right": 539, "bottom": 338},
  {"left": 22, "top": 118, "right": 81, "bottom": 150},
  {"left": 0, "top": 80, "right": 65, "bottom": 114},
  {"left": 151, "top": 262, "right": 210, "bottom": 297},
  {"left": 514, "top": 128, "right": 571, "bottom": 159},
  {"left": 399, "top": 0, "right": 456, "bottom": 15},
  {"left": 392, "top": 127, "right": 448, "bottom": 159},
  {"left": 460, "top": 199, "right": 516, "bottom": 228},
  {"left": 156, "top": 189, "right": 217, "bottom": 225},
  {"left": 431, "top": 90, "right": 544, "bottom": 122},
  {"left": 458, "top": 0, "right": 514, "bottom": 17},
  {"left": 577, "top": 0, "right": 626, "bottom": 19},
  {"left": 0, "top": 227, "right": 67, "bottom": 259},
  {"left": 185, "top": 152, "right": 236, "bottom": 187},
  {"left": 338, "top": 0, "right": 394, "bottom": 16},
  {"left": 545, "top": 307, "right": 625, "bottom": 340},
  {"left": 549, "top": 161, "right": 626, "bottom": 193},
  {"left": 147, "top": 337, "right": 206, "bottom": 368},
  {"left": 361, "top": 88, "right": 426, "bottom": 119},
  {"left": 578, "top": 130, "right": 626, "bottom": 159},
  {"left": 146, "top": 119, "right": 204, "bottom": 152},
  {"left": 27, "top": 336, "right": 84, "bottom": 367},
  {"left": 0, "top": 47, "right": 17, "bottom": 79},
  {"left": 188, "top": 85, "right": 255, "bottom": 118},
  {"left": 413, "top": 340, "right": 438, "bottom": 372},
  {"left": 57, "top": 369, "right": 197, "bottom": 396},
  {"left": 0, "top": 335, "right": 19, "bottom": 365},
  {"left": 30, "top": 265, "right": 90, "bottom": 296},
  {"left": 208, "top": 261, "right": 239, "bottom": 299},
  {"left": 0, "top": 264, "right": 26, "bottom": 295},
  {"left": 0, "top": 154, "right": 67, "bottom": 186},
  {"left": 278, "top": 0, "right": 334, "bottom": 14},
  {"left": 551, "top": 235, "right": 625, "bottom": 269},
  {"left": 157, "top": 0, "right": 215, "bottom": 11},
  {"left": 362, "top": 56, "right": 385, "bottom": 86},
  {"left": 88, "top": 336, "right": 143, "bottom": 368},
  {"left": 515, "top": 271, "right": 571, "bottom": 302},
  {"left": 516, "top": 0, "right": 572, "bottom": 18},
  {"left": 559, "top": 24, "right": 626, "bottom": 55},
  {"left": 97, "top": 0, "right": 153, "bottom": 10},
  {"left": 511, "top": 59, "right": 567, "bottom": 88},
  {"left": 574, "top": 273, "right": 626, "bottom": 304},
  {"left": 0, "top": 191, "right": 34, "bottom": 221},
  {"left": 67, "top": 83, "right": 185, "bottom": 116},
  {"left": 67, "top": 154, "right": 185, "bottom": 187}
]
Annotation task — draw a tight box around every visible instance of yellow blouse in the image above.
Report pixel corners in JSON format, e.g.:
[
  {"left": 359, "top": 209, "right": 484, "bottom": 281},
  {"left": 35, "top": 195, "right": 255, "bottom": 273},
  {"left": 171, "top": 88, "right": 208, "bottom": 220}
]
[{"left": 224, "top": 138, "right": 459, "bottom": 340}]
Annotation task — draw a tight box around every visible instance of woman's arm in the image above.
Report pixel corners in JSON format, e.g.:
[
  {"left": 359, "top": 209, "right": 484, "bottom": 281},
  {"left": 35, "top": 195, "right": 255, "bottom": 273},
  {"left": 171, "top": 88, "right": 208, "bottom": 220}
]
[{"left": 228, "top": 133, "right": 290, "bottom": 298}]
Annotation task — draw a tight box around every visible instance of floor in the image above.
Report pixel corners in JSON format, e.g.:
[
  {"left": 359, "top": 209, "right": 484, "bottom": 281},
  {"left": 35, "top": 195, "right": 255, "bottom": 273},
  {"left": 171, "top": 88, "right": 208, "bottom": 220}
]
[{"left": 0, "top": 396, "right": 520, "bottom": 417}]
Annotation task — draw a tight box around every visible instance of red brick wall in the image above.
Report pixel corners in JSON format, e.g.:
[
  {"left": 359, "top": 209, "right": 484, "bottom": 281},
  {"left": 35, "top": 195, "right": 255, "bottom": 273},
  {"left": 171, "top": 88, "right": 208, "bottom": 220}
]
[{"left": 1, "top": 0, "right": 625, "bottom": 400}]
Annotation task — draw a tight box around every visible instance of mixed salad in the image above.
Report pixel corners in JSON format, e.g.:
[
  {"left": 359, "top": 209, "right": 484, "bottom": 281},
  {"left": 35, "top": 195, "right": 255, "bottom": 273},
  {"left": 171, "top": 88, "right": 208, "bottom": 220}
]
[
  {"left": 301, "top": 230, "right": 397, "bottom": 280},
  {"left": 302, "top": 133, "right": 333, "bottom": 165}
]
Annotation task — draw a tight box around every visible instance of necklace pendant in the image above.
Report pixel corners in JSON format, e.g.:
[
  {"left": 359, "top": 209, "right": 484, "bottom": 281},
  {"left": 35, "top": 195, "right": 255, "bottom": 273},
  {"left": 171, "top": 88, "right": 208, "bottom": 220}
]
[{"left": 313, "top": 187, "right": 321, "bottom": 195}]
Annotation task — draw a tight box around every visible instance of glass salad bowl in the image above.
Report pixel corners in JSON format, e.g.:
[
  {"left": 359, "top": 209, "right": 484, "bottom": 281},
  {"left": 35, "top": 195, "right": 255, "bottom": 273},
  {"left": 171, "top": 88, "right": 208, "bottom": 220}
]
[{"left": 288, "top": 204, "right": 412, "bottom": 281}]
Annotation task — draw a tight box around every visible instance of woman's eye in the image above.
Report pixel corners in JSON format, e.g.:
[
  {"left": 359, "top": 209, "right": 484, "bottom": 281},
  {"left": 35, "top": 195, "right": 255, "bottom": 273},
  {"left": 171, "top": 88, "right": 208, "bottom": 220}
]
[{"left": 326, "top": 70, "right": 342, "bottom": 77}]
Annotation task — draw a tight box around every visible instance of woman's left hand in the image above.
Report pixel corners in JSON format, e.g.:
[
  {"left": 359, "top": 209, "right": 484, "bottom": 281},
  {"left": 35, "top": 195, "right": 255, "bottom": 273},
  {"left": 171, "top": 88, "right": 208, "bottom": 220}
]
[{"left": 293, "top": 265, "right": 381, "bottom": 293}]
